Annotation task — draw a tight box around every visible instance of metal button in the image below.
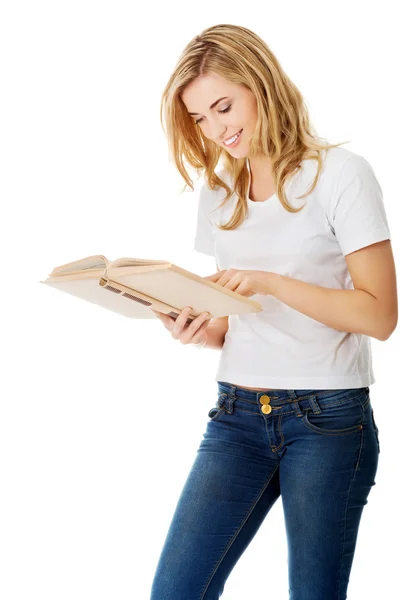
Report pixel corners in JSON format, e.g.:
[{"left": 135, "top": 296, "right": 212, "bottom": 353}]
[
  {"left": 259, "top": 395, "right": 271, "bottom": 404},
  {"left": 261, "top": 404, "right": 272, "bottom": 414}
]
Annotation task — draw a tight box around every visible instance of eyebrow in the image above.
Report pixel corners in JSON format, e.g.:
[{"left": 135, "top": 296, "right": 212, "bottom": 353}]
[{"left": 188, "top": 97, "right": 230, "bottom": 116}]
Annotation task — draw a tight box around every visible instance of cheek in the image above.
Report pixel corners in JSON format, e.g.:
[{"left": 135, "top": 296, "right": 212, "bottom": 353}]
[
  {"left": 246, "top": 101, "right": 259, "bottom": 125},
  {"left": 238, "top": 109, "right": 256, "bottom": 131},
  {"left": 247, "top": 107, "right": 259, "bottom": 125}
]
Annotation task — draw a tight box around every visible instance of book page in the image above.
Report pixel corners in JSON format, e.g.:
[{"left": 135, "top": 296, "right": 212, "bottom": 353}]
[
  {"left": 50, "top": 255, "right": 108, "bottom": 275},
  {"left": 108, "top": 257, "right": 169, "bottom": 267}
]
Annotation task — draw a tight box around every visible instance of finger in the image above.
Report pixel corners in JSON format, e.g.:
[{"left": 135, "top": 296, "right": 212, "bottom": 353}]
[
  {"left": 181, "top": 317, "right": 210, "bottom": 345},
  {"left": 204, "top": 273, "right": 221, "bottom": 282},
  {"left": 183, "top": 311, "right": 210, "bottom": 336},
  {"left": 152, "top": 309, "right": 174, "bottom": 329},
  {"left": 171, "top": 306, "right": 192, "bottom": 337},
  {"left": 151, "top": 308, "right": 171, "bottom": 320}
]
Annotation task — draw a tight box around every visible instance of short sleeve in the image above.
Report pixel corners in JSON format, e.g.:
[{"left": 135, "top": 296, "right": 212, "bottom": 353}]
[
  {"left": 194, "top": 182, "right": 215, "bottom": 257},
  {"left": 328, "top": 154, "right": 391, "bottom": 256}
]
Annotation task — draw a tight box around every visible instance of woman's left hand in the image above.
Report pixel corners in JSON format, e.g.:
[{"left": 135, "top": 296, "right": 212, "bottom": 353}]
[{"left": 203, "top": 269, "right": 278, "bottom": 297}]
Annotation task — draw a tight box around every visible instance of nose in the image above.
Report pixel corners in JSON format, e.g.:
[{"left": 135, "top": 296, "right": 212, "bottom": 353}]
[
  {"left": 208, "top": 122, "right": 227, "bottom": 143},
  {"left": 213, "top": 130, "right": 227, "bottom": 144}
]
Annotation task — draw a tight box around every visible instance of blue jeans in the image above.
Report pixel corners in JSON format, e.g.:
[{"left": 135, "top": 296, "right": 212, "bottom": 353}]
[{"left": 150, "top": 383, "right": 380, "bottom": 599}]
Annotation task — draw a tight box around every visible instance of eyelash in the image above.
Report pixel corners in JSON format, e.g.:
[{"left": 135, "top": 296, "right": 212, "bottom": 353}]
[{"left": 194, "top": 105, "right": 232, "bottom": 125}]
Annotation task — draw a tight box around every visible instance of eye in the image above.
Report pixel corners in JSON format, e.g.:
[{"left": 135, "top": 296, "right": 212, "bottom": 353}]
[{"left": 194, "top": 105, "right": 232, "bottom": 125}]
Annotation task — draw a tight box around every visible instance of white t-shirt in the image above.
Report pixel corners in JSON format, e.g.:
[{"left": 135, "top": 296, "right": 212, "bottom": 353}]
[{"left": 194, "top": 146, "right": 391, "bottom": 389}]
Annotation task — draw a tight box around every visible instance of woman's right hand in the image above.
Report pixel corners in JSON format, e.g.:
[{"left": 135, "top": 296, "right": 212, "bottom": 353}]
[{"left": 150, "top": 306, "right": 210, "bottom": 347}]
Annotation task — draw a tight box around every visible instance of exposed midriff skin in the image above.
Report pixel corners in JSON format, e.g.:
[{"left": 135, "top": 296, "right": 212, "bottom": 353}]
[{"left": 232, "top": 385, "right": 275, "bottom": 391}]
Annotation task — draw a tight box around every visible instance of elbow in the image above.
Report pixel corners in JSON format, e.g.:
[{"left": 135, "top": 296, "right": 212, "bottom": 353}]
[{"left": 377, "top": 314, "right": 398, "bottom": 341}]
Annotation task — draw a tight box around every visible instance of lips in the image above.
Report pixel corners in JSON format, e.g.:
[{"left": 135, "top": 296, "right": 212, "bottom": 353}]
[{"left": 223, "top": 129, "right": 243, "bottom": 144}]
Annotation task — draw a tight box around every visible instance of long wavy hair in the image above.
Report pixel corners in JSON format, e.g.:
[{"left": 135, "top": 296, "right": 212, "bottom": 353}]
[{"left": 159, "top": 24, "right": 350, "bottom": 230}]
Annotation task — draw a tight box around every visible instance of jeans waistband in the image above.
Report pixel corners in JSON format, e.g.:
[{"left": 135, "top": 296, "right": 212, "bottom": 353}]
[{"left": 217, "top": 381, "right": 369, "bottom": 405}]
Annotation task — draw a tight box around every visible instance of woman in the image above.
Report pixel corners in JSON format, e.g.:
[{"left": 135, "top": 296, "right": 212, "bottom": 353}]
[{"left": 150, "top": 24, "right": 397, "bottom": 599}]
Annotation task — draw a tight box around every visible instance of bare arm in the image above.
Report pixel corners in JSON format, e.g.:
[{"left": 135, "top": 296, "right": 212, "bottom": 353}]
[{"left": 203, "top": 262, "right": 229, "bottom": 350}]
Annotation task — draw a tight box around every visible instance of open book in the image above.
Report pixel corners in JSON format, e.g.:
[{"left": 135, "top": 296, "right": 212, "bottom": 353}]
[{"left": 39, "top": 254, "right": 263, "bottom": 322}]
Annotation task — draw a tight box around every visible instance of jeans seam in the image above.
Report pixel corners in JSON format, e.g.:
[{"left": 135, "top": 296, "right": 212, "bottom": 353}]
[
  {"left": 338, "top": 421, "right": 365, "bottom": 597},
  {"left": 272, "top": 414, "right": 285, "bottom": 451},
  {"left": 199, "top": 463, "right": 280, "bottom": 600}
]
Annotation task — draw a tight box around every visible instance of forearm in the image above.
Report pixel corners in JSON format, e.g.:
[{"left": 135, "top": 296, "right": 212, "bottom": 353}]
[
  {"left": 270, "top": 273, "right": 391, "bottom": 341},
  {"left": 203, "top": 319, "right": 227, "bottom": 350}
]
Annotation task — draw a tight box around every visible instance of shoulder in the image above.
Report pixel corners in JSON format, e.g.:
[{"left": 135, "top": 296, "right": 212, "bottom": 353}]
[
  {"left": 321, "top": 146, "right": 376, "bottom": 185},
  {"left": 197, "top": 168, "right": 233, "bottom": 212},
  {"left": 308, "top": 146, "right": 380, "bottom": 210},
  {"left": 198, "top": 167, "right": 231, "bottom": 194},
  {"left": 322, "top": 146, "right": 386, "bottom": 232}
]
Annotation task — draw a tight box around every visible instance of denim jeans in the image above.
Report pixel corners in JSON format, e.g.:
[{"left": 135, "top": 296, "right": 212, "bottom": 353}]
[{"left": 150, "top": 382, "right": 380, "bottom": 599}]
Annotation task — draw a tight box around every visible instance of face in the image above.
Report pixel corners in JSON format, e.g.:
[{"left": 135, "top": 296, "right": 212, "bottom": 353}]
[{"left": 181, "top": 73, "right": 258, "bottom": 158}]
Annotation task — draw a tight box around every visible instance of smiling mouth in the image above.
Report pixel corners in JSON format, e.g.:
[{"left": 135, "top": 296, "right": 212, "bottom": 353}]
[{"left": 223, "top": 129, "right": 243, "bottom": 145}]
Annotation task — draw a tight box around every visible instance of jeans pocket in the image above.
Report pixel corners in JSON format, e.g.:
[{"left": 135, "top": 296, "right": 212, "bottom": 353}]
[
  {"left": 371, "top": 408, "right": 380, "bottom": 454},
  {"left": 302, "top": 392, "right": 364, "bottom": 436}
]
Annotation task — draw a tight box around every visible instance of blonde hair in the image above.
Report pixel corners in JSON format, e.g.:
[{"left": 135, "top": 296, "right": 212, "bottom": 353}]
[{"left": 159, "top": 23, "right": 350, "bottom": 230}]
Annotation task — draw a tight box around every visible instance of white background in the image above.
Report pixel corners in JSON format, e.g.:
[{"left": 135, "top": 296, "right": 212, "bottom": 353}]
[{"left": 1, "top": 1, "right": 398, "bottom": 598}]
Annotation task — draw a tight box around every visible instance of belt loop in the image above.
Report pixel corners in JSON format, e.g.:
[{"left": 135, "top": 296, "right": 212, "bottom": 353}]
[
  {"left": 290, "top": 392, "right": 321, "bottom": 416},
  {"left": 287, "top": 390, "right": 303, "bottom": 417},
  {"left": 309, "top": 394, "right": 322, "bottom": 414},
  {"left": 217, "top": 393, "right": 226, "bottom": 410},
  {"left": 226, "top": 385, "right": 237, "bottom": 414},
  {"left": 292, "top": 400, "right": 303, "bottom": 417}
]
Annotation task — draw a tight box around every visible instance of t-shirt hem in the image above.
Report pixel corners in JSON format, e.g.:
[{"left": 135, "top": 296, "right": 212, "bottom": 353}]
[{"left": 215, "top": 370, "right": 375, "bottom": 390}]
